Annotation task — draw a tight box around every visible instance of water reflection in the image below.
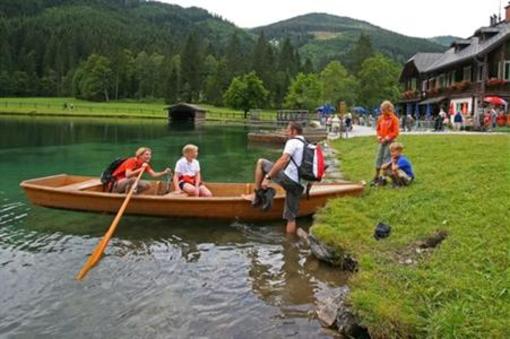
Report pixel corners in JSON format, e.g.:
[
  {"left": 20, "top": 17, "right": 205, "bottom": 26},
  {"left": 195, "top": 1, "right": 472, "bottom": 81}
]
[{"left": 0, "top": 116, "right": 346, "bottom": 338}]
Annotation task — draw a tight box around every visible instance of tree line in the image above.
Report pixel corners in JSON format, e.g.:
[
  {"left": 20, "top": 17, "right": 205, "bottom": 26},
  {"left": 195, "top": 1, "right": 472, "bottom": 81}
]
[{"left": 0, "top": 1, "right": 402, "bottom": 112}]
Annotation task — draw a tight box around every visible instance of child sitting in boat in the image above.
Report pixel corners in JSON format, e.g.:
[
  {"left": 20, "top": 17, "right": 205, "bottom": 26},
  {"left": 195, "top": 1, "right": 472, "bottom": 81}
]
[
  {"left": 173, "top": 144, "right": 213, "bottom": 197},
  {"left": 375, "top": 142, "right": 415, "bottom": 187},
  {"left": 112, "top": 147, "right": 171, "bottom": 194}
]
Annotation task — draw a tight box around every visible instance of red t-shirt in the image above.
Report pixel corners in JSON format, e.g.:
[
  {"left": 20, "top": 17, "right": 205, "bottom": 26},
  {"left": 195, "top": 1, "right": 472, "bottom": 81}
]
[{"left": 112, "top": 157, "right": 152, "bottom": 180}]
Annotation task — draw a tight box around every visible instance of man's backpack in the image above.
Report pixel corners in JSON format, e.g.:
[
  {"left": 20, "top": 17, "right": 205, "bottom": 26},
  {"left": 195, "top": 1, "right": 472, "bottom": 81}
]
[
  {"left": 100, "top": 158, "right": 126, "bottom": 191},
  {"left": 290, "top": 138, "right": 326, "bottom": 182}
]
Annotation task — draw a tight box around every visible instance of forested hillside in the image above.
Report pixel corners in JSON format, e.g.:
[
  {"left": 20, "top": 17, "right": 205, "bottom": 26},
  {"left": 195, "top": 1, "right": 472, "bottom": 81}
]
[
  {"left": 428, "top": 35, "right": 459, "bottom": 47},
  {"left": 252, "top": 13, "right": 446, "bottom": 69},
  {"left": 0, "top": 1, "right": 434, "bottom": 110},
  {"left": 0, "top": 0, "right": 258, "bottom": 100}
]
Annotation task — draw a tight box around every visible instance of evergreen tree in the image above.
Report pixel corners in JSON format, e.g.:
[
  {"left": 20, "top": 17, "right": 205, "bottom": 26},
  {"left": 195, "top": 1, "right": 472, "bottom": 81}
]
[
  {"left": 204, "top": 58, "right": 229, "bottom": 106},
  {"left": 0, "top": 71, "right": 14, "bottom": 96},
  {"left": 225, "top": 32, "right": 245, "bottom": 80},
  {"left": 302, "top": 58, "right": 314, "bottom": 74},
  {"left": 164, "top": 55, "right": 181, "bottom": 104},
  {"left": 345, "top": 33, "right": 375, "bottom": 74},
  {"left": 251, "top": 32, "right": 277, "bottom": 105},
  {"left": 180, "top": 32, "right": 203, "bottom": 102},
  {"left": 12, "top": 71, "right": 31, "bottom": 96}
]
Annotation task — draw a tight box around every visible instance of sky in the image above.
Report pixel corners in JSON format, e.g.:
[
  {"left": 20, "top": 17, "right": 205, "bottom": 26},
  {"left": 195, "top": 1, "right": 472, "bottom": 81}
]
[{"left": 160, "top": 0, "right": 505, "bottom": 38}]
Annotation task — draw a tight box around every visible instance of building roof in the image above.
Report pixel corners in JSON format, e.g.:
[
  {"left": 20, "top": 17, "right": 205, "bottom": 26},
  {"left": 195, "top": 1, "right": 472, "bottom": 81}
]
[
  {"left": 424, "top": 21, "right": 510, "bottom": 72},
  {"left": 166, "top": 103, "right": 206, "bottom": 112},
  {"left": 404, "top": 21, "right": 510, "bottom": 75},
  {"left": 409, "top": 53, "right": 443, "bottom": 72}
]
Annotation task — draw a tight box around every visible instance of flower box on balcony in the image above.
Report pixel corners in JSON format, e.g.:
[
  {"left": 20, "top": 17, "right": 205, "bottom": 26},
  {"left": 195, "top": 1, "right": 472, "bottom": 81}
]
[
  {"left": 401, "top": 90, "right": 418, "bottom": 99},
  {"left": 486, "top": 78, "right": 508, "bottom": 87}
]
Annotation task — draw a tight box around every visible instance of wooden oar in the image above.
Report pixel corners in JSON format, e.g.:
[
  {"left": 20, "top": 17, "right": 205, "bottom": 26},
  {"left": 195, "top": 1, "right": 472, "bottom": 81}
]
[{"left": 76, "top": 167, "right": 146, "bottom": 281}]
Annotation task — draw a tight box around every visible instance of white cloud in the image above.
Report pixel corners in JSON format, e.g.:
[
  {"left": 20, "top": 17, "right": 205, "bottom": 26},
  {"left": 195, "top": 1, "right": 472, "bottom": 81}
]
[{"left": 159, "top": 0, "right": 504, "bottom": 38}]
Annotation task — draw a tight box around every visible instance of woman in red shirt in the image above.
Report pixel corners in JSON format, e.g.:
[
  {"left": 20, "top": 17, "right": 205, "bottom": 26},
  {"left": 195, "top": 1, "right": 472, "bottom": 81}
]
[{"left": 112, "top": 147, "right": 171, "bottom": 194}]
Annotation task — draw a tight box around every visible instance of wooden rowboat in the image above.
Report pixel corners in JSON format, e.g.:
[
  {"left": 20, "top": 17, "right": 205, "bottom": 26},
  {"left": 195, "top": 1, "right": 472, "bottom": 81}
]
[{"left": 20, "top": 174, "right": 364, "bottom": 221}]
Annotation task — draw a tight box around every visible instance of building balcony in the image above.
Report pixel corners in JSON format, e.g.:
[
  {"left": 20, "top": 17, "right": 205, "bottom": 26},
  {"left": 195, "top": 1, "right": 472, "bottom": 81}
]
[
  {"left": 400, "top": 90, "right": 420, "bottom": 100},
  {"left": 485, "top": 78, "right": 510, "bottom": 89}
]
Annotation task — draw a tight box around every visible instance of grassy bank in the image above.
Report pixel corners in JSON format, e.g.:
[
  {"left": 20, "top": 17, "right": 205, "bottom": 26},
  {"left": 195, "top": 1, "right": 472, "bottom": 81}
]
[
  {"left": 312, "top": 135, "right": 510, "bottom": 337},
  {"left": 0, "top": 97, "right": 277, "bottom": 122}
]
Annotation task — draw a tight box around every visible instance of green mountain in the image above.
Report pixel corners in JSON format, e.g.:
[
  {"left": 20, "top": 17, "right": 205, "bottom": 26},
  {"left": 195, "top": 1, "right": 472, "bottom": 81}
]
[
  {"left": 251, "top": 13, "right": 446, "bottom": 67},
  {"left": 428, "top": 35, "right": 460, "bottom": 47},
  {"left": 0, "top": 0, "right": 254, "bottom": 79}
]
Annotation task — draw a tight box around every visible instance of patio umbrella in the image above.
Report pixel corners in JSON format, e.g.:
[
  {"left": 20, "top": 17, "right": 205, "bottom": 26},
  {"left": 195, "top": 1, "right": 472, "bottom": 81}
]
[
  {"left": 425, "top": 104, "right": 432, "bottom": 119},
  {"left": 484, "top": 96, "right": 507, "bottom": 106},
  {"left": 353, "top": 106, "right": 367, "bottom": 114}
]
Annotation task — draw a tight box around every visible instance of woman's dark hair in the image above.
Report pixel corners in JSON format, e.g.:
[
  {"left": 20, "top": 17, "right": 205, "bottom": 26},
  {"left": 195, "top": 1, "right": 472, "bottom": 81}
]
[{"left": 288, "top": 121, "right": 303, "bottom": 134}]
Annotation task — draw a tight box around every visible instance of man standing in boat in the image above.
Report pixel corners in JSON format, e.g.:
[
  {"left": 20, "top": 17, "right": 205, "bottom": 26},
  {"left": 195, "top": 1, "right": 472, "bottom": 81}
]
[
  {"left": 250, "top": 121, "right": 305, "bottom": 234},
  {"left": 112, "top": 147, "right": 171, "bottom": 194}
]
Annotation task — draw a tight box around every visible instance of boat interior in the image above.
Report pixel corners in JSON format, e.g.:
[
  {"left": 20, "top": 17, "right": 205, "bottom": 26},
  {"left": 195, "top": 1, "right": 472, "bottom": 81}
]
[{"left": 21, "top": 174, "right": 304, "bottom": 197}]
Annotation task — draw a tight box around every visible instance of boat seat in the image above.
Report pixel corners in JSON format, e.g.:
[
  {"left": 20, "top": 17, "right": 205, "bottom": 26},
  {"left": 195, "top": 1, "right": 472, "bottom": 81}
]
[{"left": 57, "top": 178, "right": 102, "bottom": 191}]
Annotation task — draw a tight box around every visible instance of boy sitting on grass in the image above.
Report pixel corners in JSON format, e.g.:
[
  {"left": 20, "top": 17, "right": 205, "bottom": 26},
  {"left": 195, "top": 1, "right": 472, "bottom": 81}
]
[{"left": 376, "top": 142, "right": 414, "bottom": 187}]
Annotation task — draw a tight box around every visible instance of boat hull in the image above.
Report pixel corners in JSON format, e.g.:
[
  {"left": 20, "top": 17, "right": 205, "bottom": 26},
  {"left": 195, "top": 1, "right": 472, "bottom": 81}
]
[{"left": 20, "top": 174, "right": 363, "bottom": 221}]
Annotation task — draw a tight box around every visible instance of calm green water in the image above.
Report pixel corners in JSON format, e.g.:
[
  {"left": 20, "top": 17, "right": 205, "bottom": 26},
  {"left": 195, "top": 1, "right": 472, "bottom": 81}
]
[{"left": 0, "top": 116, "right": 347, "bottom": 338}]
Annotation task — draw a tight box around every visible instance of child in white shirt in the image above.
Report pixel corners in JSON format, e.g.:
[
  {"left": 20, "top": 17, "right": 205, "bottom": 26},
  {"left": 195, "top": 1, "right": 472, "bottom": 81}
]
[{"left": 173, "top": 144, "right": 212, "bottom": 197}]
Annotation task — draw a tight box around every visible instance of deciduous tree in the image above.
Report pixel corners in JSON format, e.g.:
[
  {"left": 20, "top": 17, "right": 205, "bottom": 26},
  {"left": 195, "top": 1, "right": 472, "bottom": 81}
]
[{"left": 223, "top": 72, "right": 268, "bottom": 118}]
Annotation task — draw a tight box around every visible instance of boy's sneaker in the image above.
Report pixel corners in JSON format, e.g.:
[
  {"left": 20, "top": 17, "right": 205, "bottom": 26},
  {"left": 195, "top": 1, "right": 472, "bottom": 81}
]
[{"left": 370, "top": 176, "right": 387, "bottom": 187}]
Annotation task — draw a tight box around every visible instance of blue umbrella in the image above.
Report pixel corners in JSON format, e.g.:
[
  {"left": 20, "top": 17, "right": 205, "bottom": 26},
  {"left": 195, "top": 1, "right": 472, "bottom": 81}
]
[
  {"left": 425, "top": 104, "right": 432, "bottom": 119},
  {"left": 353, "top": 106, "right": 367, "bottom": 114}
]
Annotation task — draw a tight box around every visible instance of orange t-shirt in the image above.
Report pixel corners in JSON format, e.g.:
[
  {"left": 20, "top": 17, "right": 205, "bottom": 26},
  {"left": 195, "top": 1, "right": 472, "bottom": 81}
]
[
  {"left": 376, "top": 113, "right": 400, "bottom": 141},
  {"left": 112, "top": 157, "right": 152, "bottom": 180}
]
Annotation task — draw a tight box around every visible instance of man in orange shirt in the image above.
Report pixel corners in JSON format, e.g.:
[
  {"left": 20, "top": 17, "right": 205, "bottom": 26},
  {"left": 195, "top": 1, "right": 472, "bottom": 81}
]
[
  {"left": 372, "top": 100, "right": 400, "bottom": 185},
  {"left": 112, "top": 147, "right": 171, "bottom": 194}
]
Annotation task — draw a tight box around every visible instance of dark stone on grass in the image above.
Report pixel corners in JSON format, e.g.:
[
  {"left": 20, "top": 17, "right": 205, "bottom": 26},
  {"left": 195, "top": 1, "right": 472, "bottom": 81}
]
[
  {"left": 374, "top": 222, "right": 391, "bottom": 240},
  {"left": 418, "top": 230, "right": 448, "bottom": 248}
]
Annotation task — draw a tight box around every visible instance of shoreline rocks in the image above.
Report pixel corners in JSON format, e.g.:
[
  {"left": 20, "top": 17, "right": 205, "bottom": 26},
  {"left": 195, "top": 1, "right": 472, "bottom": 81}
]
[{"left": 317, "top": 287, "right": 370, "bottom": 338}]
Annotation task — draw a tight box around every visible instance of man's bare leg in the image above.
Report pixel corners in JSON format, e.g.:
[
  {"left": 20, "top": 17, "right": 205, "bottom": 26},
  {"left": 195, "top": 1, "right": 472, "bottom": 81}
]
[
  {"left": 286, "top": 220, "right": 297, "bottom": 233},
  {"left": 254, "top": 159, "right": 265, "bottom": 190}
]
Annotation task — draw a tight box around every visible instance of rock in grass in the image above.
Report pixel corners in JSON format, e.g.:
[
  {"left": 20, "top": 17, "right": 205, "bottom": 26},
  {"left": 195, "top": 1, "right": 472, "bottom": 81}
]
[
  {"left": 297, "top": 229, "right": 358, "bottom": 270},
  {"left": 317, "top": 287, "right": 370, "bottom": 338}
]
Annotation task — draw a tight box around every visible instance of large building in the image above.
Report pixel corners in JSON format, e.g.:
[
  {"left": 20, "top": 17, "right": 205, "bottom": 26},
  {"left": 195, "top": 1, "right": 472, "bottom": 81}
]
[{"left": 399, "top": 4, "right": 510, "bottom": 123}]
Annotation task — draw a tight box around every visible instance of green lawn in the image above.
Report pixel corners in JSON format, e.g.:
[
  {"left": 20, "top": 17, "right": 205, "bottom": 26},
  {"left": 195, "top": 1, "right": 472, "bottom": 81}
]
[
  {"left": 0, "top": 97, "right": 278, "bottom": 121},
  {"left": 312, "top": 134, "right": 510, "bottom": 338}
]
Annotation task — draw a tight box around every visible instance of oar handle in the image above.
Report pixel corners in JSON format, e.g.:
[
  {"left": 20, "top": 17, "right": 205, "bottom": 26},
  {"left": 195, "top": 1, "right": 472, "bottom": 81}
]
[{"left": 76, "top": 166, "right": 146, "bottom": 281}]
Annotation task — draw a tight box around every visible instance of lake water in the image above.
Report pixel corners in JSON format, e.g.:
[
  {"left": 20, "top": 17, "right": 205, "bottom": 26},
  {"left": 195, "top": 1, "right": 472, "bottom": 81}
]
[{"left": 0, "top": 116, "right": 347, "bottom": 338}]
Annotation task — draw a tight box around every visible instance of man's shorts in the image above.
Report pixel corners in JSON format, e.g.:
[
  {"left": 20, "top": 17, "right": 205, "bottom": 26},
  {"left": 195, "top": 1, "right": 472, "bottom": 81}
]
[
  {"left": 261, "top": 159, "right": 304, "bottom": 221},
  {"left": 375, "top": 142, "right": 391, "bottom": 168}
]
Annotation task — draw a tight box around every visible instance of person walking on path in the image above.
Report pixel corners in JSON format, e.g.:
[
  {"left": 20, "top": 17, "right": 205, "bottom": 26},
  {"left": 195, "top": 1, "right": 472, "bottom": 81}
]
[{"left": 371, "top": 100, "right": 400, "bottom": 185}]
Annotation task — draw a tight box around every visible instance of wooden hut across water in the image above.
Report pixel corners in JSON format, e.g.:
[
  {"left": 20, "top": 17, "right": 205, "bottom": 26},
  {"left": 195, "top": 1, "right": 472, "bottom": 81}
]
[{"left": 166, "top": 103, "right": 206, "bottom": 124}]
